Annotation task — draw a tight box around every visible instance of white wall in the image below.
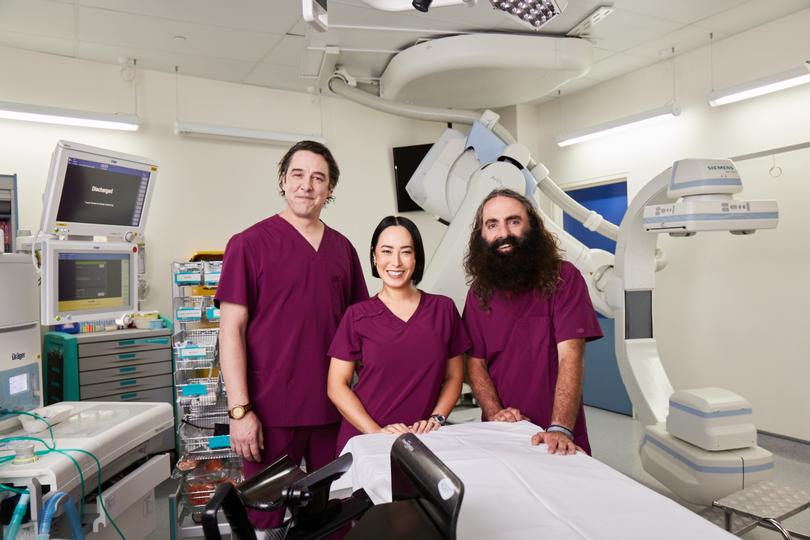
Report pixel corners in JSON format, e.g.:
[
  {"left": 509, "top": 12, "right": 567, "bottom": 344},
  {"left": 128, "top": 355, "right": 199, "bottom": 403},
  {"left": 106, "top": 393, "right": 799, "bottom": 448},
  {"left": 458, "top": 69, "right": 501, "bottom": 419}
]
[
  {"left": 521, "top": 9, "right": 810, "bottom": 440},
  {"left": 0, "top": 45, "right": 447, "bottom": 318}
]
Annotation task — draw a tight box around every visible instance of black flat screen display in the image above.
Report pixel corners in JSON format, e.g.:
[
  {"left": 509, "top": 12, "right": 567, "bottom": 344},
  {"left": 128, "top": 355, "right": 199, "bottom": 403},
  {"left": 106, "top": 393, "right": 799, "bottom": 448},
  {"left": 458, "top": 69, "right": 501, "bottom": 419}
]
[{"left": 56, "top": 157, "right": 149, "bottom": 227}]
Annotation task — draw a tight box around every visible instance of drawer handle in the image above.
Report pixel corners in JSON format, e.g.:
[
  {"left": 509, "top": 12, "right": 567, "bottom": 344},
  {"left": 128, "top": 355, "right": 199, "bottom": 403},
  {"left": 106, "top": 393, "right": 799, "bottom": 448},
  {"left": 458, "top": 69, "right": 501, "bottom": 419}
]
[
  {"left": 119, "top": 379, "right": 137, "bottom": 387},
  {"left": 119, "top": 367, "right": 137, "bottom": 374},
  {"left": 144, "top": 338, "right": 169, "bottom": 345},
  {"left": 118, "top": 340, "right": 136, "bottom": 347},
  {"left": 118, "top": 353, "right": 136, "bottom": 360},
  {"left": 120, "top": 392, "right": 139, "bottom": 400}
]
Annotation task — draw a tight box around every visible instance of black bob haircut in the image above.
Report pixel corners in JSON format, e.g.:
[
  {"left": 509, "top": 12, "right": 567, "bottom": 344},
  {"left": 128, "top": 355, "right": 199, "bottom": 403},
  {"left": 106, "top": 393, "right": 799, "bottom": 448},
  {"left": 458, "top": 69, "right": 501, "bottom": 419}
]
[{"left": 370, "top": 216, "right": 425, "bottom": 285}]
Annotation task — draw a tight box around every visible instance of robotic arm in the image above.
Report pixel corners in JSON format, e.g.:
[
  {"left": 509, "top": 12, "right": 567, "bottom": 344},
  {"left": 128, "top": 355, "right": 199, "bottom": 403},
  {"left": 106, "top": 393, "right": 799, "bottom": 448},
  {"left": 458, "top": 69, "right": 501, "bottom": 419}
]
[{"left": 406, "top": 124, "right": 616, "bottom": 317}]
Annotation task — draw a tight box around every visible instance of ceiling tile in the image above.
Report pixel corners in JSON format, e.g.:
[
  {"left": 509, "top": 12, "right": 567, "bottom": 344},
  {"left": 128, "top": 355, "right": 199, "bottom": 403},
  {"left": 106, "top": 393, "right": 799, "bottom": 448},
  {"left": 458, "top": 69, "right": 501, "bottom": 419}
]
[
  {"left": 263, "top": 35, "right": 306, "bottom": 67},
  {"left": 0, "top": 0, "right": 74, "bottom": 39},
  {"left": 79, "top": 0, "right": 301, "bottom": 34},
  {"left": 78, "top": 7, "right": 284, "bottom": 62},
  {"left": 624, "top": 24, "right": 727, "bottom": 60},
  {"left": 243, "top": 63, "right": 314, "bottom": 93},
  {"left": 584, "top": 9, "right": 681, "bottom": 53},
  {"left": 586, "top": 52, "right": 658, "bottom": 82},
  {"left": 612, "top": 0, "right": 749, "bottom": 25},
  {"left": 0, "top": 30, "right": 74, "bottom": 57},
  {"left": 691, "top": 0, "right": 810, "bottom": 35},
  {"left": 78, "top": 42, "right": 257, "bottom": 84}
]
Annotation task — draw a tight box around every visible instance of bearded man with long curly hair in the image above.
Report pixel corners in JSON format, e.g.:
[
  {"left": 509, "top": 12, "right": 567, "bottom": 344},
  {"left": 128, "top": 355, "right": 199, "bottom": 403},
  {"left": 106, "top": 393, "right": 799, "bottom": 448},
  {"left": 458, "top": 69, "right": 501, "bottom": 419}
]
[{"left": 462, "top": 188, "right": 603, "bottom": 455}]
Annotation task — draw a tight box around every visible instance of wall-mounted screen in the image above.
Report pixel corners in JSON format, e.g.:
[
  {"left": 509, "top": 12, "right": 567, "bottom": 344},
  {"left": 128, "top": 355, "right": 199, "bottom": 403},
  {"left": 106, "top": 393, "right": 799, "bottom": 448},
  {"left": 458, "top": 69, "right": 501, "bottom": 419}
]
[{"left": 40, "top": 140, "right": 157, "bottom": 238}]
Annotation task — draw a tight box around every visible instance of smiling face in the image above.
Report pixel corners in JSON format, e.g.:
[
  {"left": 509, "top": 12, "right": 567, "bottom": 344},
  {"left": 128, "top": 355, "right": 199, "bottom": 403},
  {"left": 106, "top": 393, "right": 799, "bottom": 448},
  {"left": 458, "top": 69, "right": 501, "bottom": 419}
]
[
  {"left": 373, "top": 225, "right": 416, "bottom": 290},
  {"left": 480, "top": 195, "right": 530, "bottom": 253},
  {"left": 280, "top": 150, "right": 332, "bottom": 220}
]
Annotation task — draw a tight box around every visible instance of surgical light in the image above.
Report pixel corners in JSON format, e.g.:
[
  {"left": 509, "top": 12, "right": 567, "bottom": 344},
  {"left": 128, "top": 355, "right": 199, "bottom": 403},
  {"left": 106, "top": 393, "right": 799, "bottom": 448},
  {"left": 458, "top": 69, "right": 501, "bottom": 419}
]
[
  {"left": 708, "top": 62, "right": 810, "bottom": 106},
  {"left": 0, "top": 101, "right": 139, "bottom": 131},
  {"left": 556, "top": 104, "right": 680, "bottom": 148},
  {"left": 412, "top": 0, "right": 433, "bottom": 11},
  {"left": 489, "top": 0, "right": 567, "bottom": 30}
]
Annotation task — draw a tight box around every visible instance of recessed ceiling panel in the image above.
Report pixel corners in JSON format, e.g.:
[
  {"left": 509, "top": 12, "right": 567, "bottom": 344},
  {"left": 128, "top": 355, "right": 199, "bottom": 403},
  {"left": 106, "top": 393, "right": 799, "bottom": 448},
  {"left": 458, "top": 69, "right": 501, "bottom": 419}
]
[
  {"left": 0, "top": 0, "right": 74, "bottom": 38},
  {"left": 243, "top": 63, "right": 314, "bottom": 93},
  {"left": 79, "top": 0, "right": 301, "bottom": 34},
  {"left": 585, "top": 10, "right": 681, "bottom": 53},
  {"left": 612, "top": 0, "right": 748, "bottom": 25},
  {"left": 263, "top": 35, "right": 306, "bottom": 67},
  {"left": 79, "top": 7, "right": 283, "bottom": 62},
  {"left": 380, "top": 34, "right": 592, "bottom": 108},
  {"left": 78, "top": 42, "right": 257, "bottom": 84}
]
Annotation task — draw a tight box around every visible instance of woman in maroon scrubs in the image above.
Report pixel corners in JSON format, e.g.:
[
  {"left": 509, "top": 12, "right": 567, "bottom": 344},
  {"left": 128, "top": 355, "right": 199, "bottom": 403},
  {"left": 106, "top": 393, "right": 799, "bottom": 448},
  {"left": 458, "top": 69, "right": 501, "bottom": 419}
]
[{"left": 327, "top": 216, "right": 469, "bottom": 453}]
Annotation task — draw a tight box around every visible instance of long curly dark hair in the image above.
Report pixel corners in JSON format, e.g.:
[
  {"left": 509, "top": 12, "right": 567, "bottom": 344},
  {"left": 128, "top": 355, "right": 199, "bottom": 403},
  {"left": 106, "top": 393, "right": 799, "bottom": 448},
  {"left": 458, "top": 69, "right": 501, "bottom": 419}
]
[{"left": 463, "top": 188, "right": 562, "bottom": 309}]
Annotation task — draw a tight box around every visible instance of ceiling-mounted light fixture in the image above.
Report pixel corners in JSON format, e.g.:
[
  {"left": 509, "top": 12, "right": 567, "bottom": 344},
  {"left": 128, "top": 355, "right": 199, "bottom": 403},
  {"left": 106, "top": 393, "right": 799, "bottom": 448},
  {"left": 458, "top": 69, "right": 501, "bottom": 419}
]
[
  {"left": 174, "top": 120, "right": 326, "bottom": 145},
  {"left": 708, "top": 62, "right": 810, "bottom": 107},
  {"left": 0, "top": 101, "right": 139, "bottom": 131},
  {"left": 556, "top": 104, "right": 680, "bottom": 147},
  {"left": 358, "top": 0, "right": 473, "bottom": 11},
  {"left": 489, "top": 0, "right": 568, "bottom": 30}
]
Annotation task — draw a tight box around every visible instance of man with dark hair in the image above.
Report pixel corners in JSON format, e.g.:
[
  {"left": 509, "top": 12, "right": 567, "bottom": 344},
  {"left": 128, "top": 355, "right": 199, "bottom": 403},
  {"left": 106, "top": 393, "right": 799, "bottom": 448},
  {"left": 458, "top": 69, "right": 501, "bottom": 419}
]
[
  {"left": 462, "top": 188, "right": 602, "bottom": 455},
  {"left": 216, "top": 140, "right": 368, "bottom": 528}
]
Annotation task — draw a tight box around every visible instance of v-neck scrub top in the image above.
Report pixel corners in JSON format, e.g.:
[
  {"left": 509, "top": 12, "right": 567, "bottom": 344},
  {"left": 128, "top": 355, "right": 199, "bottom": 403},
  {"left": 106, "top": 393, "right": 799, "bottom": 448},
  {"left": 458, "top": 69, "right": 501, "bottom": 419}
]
[
  {"left": 462, "top": 261, "right": 602, "bottom": 453},
  {"left": 215, "top": 214, "right": 369, "bottom": 427},
  {"left": 329, "top": 292, "right": 470, "bottom": 452}
]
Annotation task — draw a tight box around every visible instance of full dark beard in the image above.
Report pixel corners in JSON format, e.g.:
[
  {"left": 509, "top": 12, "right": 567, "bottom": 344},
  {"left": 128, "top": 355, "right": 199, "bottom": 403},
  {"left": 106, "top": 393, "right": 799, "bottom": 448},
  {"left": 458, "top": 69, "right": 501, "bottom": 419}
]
[{"left": 469, "top": 229, "right": 546, "bottom": 295}]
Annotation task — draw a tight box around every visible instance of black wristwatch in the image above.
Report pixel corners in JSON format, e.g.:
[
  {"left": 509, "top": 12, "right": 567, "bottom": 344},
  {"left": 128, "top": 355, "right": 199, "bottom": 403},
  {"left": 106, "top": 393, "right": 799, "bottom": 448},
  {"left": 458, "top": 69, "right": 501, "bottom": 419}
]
[{"left": 429, "top": 414, "right": 447, "bottom": 426}]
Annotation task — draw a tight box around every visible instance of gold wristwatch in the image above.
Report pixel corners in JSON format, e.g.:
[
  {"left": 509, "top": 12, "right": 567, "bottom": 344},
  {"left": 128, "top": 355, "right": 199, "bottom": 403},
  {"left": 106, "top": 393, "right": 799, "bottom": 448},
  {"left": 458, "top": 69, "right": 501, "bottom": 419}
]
[{"left": 228, "top": 403, "right": 252, "bottom": 420}]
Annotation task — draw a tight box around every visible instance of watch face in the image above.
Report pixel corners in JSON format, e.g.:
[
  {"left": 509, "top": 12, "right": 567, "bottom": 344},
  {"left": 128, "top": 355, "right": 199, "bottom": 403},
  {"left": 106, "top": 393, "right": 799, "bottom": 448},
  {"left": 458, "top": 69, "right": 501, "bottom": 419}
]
[{"left": 230, "top": 405, "right": 246, "bottom": 419}]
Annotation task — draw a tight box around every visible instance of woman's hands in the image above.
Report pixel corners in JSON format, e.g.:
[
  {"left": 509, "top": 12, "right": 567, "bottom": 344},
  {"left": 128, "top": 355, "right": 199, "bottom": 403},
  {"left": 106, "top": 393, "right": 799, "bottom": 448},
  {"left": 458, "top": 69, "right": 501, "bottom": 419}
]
[{"left": 378, "top": 418, "right": 442, "bottom": 435}]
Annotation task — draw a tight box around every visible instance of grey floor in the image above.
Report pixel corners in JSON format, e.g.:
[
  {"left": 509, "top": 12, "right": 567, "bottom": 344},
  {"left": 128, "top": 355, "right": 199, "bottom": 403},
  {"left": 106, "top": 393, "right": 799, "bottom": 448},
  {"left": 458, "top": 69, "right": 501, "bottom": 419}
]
[{"left": 147, "top": 407, "right": 810, "bottom": 539}]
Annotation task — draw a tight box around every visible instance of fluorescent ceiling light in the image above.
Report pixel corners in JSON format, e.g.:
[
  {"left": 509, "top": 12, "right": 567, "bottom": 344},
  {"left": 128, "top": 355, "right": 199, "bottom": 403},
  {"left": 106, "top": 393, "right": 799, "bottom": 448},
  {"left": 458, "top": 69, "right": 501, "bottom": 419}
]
[
  {"left": 174, "top": 120, "right": 326, "bottom": 145},
  {"left": 708, "top": 62, "right": 810, "bottom": 107},
  {"left": 556, "top": 104, "right": 681, "bottom": 148},
  {"left": 0, "top": 100, "right": 139, "bottom": 131}
]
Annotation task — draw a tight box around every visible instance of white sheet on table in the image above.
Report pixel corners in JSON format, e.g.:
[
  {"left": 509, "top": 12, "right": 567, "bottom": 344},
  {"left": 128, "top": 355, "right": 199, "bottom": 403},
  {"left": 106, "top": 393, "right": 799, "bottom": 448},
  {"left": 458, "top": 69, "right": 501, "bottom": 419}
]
[{"left": 335, "top": 421, "right": 735, "bottom": 540}]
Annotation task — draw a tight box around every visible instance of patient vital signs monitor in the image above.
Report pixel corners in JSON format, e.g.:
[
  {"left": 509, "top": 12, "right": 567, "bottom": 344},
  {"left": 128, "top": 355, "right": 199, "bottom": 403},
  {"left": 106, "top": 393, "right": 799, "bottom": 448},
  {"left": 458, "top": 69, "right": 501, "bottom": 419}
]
[
  {"left": 41, "top": 240, "right": 138, "bottom": 325},
  {"left": 40, "top": 140, "right": 157, "bottom": 238}
]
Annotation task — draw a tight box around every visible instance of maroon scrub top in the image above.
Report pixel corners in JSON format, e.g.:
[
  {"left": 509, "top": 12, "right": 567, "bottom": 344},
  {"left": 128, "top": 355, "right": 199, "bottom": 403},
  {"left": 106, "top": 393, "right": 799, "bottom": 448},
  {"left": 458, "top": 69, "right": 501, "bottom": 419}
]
[
  {"left": 329, "top": 292, "right": 470, "bottom": 452},
  {"left": 215, "top": 214, "right": 369, "bottom": 427},
  {"left": 462, "top": 261, "right": 602, "bottom": 453}
]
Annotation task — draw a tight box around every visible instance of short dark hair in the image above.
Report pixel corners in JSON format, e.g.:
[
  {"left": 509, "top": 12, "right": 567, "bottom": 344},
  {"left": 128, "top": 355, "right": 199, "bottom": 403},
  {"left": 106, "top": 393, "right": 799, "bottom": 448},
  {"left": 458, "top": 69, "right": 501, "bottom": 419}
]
[
  {"left": 370, "top": 216, "right": 425, "bottom": 285},
  {"left": 277, "top": 140, "right": 340, "bottom": 201}
]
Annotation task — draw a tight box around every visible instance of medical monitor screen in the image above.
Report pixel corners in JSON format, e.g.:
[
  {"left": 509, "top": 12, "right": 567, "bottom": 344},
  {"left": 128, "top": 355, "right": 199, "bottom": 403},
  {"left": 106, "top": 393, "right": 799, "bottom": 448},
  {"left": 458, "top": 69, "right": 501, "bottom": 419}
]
[
  {"left": 57, "top": 252, "right": 131, "bottom": 314},
  {"left": 392, "top": 144, "right": 431, "bottom": 213},
  {"left": 56, "top": 158, "right": 149, "bottom": 227}
]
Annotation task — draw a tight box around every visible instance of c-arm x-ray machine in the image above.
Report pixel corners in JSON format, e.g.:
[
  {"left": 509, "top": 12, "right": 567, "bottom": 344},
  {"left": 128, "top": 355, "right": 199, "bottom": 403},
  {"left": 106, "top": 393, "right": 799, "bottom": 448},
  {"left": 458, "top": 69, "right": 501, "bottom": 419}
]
[{"left": 329, "top": 74, "right": 779, "bottom": 505}]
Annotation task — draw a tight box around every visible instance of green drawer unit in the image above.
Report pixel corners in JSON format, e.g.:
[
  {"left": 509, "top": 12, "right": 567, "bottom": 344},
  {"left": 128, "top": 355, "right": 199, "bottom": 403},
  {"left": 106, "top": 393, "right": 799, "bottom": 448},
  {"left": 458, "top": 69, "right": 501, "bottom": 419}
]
[{"left": 43, "top": 318, "right": 174, "bottom": 404}]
